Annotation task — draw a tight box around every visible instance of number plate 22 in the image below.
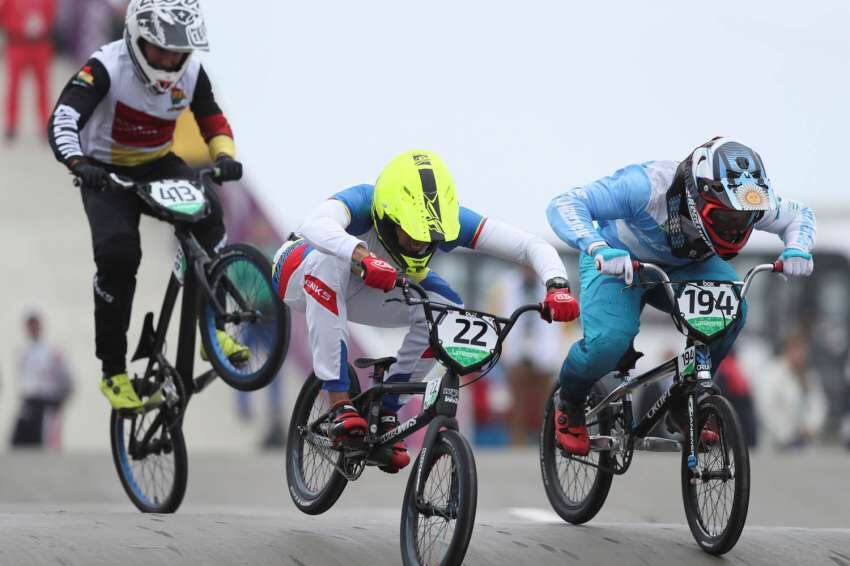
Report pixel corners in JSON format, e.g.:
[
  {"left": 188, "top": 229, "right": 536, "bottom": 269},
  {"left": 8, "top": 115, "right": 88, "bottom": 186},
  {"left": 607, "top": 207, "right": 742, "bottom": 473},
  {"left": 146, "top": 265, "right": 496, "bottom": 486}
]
[{"left": 437, "top": 312, "right": 499, "bottom": 370}]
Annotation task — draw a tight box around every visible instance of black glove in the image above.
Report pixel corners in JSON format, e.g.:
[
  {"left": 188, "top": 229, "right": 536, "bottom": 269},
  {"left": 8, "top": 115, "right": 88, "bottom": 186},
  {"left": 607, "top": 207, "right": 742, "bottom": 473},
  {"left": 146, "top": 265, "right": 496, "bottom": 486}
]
[
  {"left": 214, "top": 155, "right": 243, "bottom": 182},
  {"left": 71, "top": 160, "right": 109, "bottom": 190}
]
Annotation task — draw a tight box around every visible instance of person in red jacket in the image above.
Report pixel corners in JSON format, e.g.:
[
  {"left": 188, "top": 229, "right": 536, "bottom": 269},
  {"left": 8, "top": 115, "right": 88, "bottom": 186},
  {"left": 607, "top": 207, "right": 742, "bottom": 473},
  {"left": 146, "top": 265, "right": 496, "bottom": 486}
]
[{"left": 0, "top": 0, "right": 55, "bottom": 140}]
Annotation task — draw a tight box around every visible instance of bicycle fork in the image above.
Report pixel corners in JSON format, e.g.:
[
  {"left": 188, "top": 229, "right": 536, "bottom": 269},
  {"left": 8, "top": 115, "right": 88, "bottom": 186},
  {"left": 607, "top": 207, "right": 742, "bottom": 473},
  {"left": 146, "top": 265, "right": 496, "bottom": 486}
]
[{"left": 414, "top": 371, "right": 461, "bottom": 518}]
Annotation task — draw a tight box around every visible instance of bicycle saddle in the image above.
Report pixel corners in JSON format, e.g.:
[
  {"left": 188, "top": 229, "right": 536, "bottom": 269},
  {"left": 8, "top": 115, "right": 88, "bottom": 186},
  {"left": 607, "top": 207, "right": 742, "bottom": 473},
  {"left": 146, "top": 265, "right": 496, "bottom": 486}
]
[
  {"left": 354, "top": 356, "right": 397, "bottom": 369},
  {"left": 616, "top": 343, "right": 644, "bottom": 375}
]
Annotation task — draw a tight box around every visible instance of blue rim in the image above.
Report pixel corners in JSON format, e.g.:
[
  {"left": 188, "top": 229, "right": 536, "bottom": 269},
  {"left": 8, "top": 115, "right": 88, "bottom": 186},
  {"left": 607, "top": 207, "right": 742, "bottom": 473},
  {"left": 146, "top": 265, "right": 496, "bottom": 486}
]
[
  {"left": 204, "top": 254, "right": 280, "bottom": 384},
  {"left": 115, "top": 417, "right": 153, "bottom": 508}
]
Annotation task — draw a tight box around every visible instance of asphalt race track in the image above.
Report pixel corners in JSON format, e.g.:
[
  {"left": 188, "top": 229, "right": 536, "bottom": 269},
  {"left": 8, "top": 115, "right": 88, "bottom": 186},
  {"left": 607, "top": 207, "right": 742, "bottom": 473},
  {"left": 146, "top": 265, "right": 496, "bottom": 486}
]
[{"left": 1, "top": 448, "right": 848, "bottom": 565}]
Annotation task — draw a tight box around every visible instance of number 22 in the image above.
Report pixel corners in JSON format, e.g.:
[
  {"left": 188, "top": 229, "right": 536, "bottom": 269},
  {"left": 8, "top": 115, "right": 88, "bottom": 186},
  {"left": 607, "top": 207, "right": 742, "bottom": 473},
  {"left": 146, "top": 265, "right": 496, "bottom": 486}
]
[{"left": 454, "top": 319, "right": 488, "bottom": 347}]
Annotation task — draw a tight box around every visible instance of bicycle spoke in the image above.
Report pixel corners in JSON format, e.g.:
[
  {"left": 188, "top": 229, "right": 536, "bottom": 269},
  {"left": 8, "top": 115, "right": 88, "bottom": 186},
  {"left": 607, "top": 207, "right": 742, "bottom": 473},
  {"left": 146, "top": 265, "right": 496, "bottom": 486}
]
[
  {"left": 690, "top": 409, "right": 736, "bottom": 538},
  {"left": 300, "top": 392, "right": 339, "bottom": 494},
  {"left": 414, "top": 451, "right": 457, "bottom": 565},
  {"left": 121, "top": 407, "right": 177, "bottom": 508}
]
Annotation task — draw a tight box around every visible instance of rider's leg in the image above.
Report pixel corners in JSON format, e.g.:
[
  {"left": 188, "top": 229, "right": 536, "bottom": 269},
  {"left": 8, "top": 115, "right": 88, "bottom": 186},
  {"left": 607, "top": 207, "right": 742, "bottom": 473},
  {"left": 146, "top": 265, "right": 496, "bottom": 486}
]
[
  {"left": 559, "top": 254, "right": 644, "bottom": 403},
  {"left": 348, "top": 270, "right": 464, "bottom": 412},
  {"left": 555, "top": 254, "right": 644, "bottom": 455},
  {"left": 81, "top": 182, "right": 144, "bottom": 408},
  {"left": 280, "top": 249, "right": 367, "bottom": 436},
  {"left": 347, "top": 270, "right": 463, "bottom": 471}
]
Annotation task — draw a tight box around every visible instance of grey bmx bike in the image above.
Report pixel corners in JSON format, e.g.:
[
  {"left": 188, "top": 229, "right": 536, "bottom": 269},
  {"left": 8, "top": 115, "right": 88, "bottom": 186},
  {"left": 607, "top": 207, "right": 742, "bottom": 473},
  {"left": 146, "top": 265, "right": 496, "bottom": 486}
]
[{"left": 540, "top": 259, "right": 784, "bottom": 555}]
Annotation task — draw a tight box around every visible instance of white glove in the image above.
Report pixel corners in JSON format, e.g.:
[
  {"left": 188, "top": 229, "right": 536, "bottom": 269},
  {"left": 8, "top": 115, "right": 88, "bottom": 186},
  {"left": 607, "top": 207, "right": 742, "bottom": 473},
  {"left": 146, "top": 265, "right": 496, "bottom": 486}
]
[
  {"left": 780, "top": 248, "right": 813, "bottom": 277},
  {"left": 593, "top": 246, "right": 633, "bottom": 285}
]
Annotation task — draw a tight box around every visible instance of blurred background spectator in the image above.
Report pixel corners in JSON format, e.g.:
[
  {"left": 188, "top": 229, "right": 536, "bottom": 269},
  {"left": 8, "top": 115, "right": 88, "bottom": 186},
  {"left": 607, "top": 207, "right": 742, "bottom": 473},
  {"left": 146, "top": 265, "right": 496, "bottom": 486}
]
[
  {"left": 714, "top": 348, "right": 758, "bottom": 448},
  {"left": 754, "top": 327, "right": 827, "bottom": 450},
  {"left": 477, "top": 265, "right": 571, "bottom": 445},
  {"left": 11, "top": 309, "right": 74, "bottom": 449},
  {"left": 0, "top": 0, "right": 56, "bottom": 140}
]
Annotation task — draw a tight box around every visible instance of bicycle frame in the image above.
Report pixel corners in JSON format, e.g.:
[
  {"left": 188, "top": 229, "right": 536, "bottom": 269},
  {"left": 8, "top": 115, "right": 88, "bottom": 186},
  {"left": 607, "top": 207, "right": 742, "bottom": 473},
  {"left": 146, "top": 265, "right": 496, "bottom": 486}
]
[
  {"left": 578, "top": 260, "right": 782, "bottom": 474},
  {"left": 304, "top": 277, "right": 543, "bottom": 499},
  {"left": 126, "top": 171, "right": 251, "bottom": 416}
]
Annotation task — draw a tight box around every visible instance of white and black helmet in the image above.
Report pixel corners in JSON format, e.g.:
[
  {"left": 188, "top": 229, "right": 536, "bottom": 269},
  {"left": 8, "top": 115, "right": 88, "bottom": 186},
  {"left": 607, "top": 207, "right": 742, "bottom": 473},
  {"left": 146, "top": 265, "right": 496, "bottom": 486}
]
[
  {"left": 666, "top": 137, "right": 778, "bottom": 260},
  {"left": 124, "top": 0, "right": 210, "bottom": 94}
]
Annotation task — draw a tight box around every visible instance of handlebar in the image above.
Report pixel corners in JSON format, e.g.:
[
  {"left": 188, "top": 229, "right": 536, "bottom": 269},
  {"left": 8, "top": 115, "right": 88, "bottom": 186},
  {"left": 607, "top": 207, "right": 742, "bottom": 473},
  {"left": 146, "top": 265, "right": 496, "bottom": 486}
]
[
  {"left": 632, "top": 259, "right": 784, "bottom": 305},
  {"left": 72, "top": 166, "right": 221, "bottom": 190},
  {"left": 350, "top": 263, "right": 544, "bottom": 340}
]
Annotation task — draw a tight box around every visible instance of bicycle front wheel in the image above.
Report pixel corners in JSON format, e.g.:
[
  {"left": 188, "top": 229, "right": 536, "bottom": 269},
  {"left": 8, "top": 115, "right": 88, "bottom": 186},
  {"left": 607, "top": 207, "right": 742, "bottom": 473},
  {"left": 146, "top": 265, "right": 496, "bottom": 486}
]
[
  {"left": 110, "top": 377, "right": 188, "bottom": 513},
  {"left": 400, "top": 429, "right": 477, "bottom": 566},
  {"left": 681, "top": 394, "right": 750, "bottom": 555},
  {"left": 199, "top": 243, "right": 290, "bottom": 391}
]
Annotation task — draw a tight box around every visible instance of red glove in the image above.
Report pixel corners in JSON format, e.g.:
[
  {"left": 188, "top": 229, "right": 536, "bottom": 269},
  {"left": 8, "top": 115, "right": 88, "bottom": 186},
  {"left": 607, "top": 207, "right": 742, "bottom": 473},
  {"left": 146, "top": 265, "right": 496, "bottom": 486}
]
[
  {"left": 542, "top": 287, "right": 579, "bottom": 322},
  {"left": 361, "top": 255, "right": 398, "bottom": 291}
]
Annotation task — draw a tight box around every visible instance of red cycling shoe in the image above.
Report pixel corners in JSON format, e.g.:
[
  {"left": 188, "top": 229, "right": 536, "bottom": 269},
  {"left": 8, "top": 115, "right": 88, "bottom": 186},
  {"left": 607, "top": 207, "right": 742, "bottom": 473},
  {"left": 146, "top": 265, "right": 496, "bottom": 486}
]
[
  {"left": 329, "top": 401, "right": 367, "bottom": 443},
  {"left": 378, "top": 411, "right": 410, "bottom": 473},
  {"left": 554, "top": 398, "right": 590, "bottom": 456}
]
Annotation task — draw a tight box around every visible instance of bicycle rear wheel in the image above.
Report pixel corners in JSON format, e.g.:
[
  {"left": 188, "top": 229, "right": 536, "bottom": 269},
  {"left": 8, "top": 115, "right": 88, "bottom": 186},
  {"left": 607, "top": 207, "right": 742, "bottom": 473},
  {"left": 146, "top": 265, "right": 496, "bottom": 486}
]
[
  {"left": 199, "top": 243, "right": 290, "bottom": 391},
  {"left": 539, "top": 382, "right": 615, "bottom": 524},
  {"left": 110, "top": 376, "right": 188, "bottom": 513},
  {"left": 681, "top": 394, "right": 750, "bottom": 555},
  {"left": 400, "top": 429, "right": 477, "bottom": 566},
  {"left": 285, "top": 368, "right": 360, "bottom": 515}
]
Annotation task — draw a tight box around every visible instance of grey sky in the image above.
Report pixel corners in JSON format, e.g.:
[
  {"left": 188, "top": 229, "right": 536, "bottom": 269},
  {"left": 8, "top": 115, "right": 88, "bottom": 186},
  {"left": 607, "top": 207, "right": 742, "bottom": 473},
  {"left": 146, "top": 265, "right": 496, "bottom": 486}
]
[{"left": 201, "top": 1, "right": 849, "bottom": 238}]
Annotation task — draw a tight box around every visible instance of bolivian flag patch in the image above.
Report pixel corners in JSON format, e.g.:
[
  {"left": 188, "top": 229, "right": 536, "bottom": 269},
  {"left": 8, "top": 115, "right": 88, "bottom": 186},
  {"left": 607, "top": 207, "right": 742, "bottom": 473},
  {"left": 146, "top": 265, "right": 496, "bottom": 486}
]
[{"left": 72, "top": 66, "right": 95, "bottom": 88}]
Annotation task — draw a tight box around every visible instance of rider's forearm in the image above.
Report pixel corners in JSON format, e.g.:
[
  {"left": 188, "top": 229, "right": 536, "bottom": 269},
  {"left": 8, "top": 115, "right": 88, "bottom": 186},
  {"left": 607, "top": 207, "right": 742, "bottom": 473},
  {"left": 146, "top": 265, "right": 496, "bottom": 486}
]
[
  {"left": 546, "top": 191, "right": 607, "bottom": 254},
  {"left": 297, "top": 199, "right": 366, "bottom": 261},
  {"left": 473, "top": 218, "right": 569, "bottom": 284},
  {"left": 48, "top": 58, "right": 110, "bottom": 167},
  {"left": 754, "top": 196, "right": 816, "bottom": 252}
]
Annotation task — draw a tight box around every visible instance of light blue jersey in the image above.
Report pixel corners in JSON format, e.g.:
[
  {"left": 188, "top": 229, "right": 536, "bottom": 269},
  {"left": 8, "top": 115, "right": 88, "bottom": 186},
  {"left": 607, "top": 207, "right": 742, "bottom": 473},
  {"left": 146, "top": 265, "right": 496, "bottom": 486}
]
[{"left": 547, "top": 161, "right": 816, "bottom": 265}]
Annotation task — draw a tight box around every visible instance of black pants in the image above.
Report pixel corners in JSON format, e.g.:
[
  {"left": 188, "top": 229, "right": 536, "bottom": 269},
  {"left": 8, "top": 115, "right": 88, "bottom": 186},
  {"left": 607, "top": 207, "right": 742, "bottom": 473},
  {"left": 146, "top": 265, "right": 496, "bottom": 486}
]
[{"left": 80, "top": 153, "right": 226, "bottom": 376}]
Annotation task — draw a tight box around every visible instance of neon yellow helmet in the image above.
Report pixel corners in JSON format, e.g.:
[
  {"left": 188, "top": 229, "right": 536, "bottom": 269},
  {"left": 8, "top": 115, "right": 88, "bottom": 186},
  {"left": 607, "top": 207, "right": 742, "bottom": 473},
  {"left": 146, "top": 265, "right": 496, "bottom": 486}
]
[{"left": 372, "top": 150, "right": 461, "bottom": 275}]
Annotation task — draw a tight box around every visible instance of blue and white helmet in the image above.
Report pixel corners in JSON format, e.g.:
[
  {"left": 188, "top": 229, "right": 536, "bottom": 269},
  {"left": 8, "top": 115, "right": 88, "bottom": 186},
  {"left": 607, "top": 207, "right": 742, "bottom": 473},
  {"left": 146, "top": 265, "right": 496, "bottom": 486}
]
[
  {"left": 685, "top": 137, "right": 778, "bottom": 257},
  {"left": 124, "top": 0, "right": 209, "bottom": 94}
]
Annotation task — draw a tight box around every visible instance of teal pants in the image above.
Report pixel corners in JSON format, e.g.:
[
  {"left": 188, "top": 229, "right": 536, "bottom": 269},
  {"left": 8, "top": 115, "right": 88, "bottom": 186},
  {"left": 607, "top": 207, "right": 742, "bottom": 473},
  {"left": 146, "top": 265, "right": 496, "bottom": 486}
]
[{"left": 559, "top": 254, "right": 747, "bottom": 403}]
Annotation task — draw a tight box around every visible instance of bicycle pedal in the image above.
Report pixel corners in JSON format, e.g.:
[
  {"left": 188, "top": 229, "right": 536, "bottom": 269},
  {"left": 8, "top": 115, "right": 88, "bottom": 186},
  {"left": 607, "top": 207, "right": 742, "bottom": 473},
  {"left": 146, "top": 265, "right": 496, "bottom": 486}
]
[
  {"left": 589, "top": 435, "right": 618, "bottom": 451},
  {"left": 634, "top": 436, "right": 681, "bottom": 452}
]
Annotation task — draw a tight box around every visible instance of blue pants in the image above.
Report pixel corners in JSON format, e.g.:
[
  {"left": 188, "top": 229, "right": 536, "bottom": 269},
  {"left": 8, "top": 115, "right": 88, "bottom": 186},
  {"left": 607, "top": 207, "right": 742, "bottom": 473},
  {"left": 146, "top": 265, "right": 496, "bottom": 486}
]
[{"left": 559, "top": 254, "right": 747, "bottom": 402}]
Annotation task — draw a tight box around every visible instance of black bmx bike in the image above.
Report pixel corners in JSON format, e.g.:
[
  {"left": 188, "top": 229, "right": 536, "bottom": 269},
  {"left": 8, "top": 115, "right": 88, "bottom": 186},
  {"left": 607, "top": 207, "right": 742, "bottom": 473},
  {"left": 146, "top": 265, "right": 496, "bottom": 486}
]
[
  {"left": 286, "top": 276, "right": 546, "bottom": 565},
  {"left": 84, "top": 170, "right": 291, "bottom": 513},
  {"left": 540, "top": 259, "right": 783, "bottom": 555}
]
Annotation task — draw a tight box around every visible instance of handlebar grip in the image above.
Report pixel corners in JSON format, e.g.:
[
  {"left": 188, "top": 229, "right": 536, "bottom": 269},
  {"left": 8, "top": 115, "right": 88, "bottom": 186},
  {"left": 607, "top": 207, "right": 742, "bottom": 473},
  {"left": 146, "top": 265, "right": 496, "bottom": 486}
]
[
  {"left": 632, "top": 260, "right": 642, "bottom": 271},
  {"left": 773, "top": 260, "right": 784, "bottom": 273}
]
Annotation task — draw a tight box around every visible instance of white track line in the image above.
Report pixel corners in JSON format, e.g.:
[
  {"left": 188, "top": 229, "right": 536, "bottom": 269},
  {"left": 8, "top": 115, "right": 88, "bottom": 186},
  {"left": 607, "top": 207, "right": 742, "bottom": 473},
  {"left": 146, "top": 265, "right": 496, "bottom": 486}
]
[{"left": 507, "top": 507, "right": 563, "bottom": 523}]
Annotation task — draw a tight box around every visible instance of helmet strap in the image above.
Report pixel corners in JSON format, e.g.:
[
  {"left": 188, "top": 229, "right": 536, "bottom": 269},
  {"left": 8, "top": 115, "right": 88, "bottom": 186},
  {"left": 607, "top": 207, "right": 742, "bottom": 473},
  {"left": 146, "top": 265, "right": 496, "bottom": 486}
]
[{"left": 665, "top": 159, "right": 715, "bottom": 261}]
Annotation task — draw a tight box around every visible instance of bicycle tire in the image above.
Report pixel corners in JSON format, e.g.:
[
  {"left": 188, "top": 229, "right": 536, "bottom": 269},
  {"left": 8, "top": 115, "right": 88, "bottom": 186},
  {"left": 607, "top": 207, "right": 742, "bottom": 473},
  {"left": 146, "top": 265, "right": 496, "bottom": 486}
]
[
  {"left": 110, "top": 376, "right": 188, "bottom": 513},
  {"left": 539, "top": 382, "right": 614, "bottom": 524},
  {"left": 681, "top": 394, "right": 750, "bottom": 555},
  {"left": 199, "top": 243, "right": 290, "bottom": 391},
  {"left": 400, "top": 429, "right": 477, "bottom": 566},
  {"left": 285, "top": 368, "right": 360, "bottom": 515}
]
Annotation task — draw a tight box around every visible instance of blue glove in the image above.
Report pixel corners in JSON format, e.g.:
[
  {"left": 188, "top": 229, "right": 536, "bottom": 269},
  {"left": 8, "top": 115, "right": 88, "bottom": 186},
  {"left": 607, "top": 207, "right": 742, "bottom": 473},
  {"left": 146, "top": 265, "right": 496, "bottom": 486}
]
[
  {"left": 592, "top": 245, "right": 633, "bottom": 285},
  {"left": 779, "top": 248, "right": 813, "bottom": 277}
]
